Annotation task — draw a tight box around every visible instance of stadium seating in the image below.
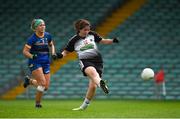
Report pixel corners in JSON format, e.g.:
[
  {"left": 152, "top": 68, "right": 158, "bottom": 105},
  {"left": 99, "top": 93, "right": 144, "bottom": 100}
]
[
  {"left": 0, "top": 0, "right": 124, "bottom": 97},
  {"left": 1, "top": 0, "right": 180, "bottom": 100},
  {"left": 106, "top": 0, "right": 180, "bottom": 99}
]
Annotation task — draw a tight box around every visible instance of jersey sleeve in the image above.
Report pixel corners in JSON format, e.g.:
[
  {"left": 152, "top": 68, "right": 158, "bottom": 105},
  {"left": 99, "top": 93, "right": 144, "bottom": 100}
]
[
  {"left": 90, "top": 31, "right": 102, "bottom": 43},
  {"left": 26, "top": 37, "right": 34, "bottom": 48},
  {"left": 46, "top": 32, "right": 52, "bottom": 43},
  {"left": 64, "top": 36, "right": 78, "bottom": 52},
  {"left": 65, "top": 39, "right": 75, "bottom": 52}
]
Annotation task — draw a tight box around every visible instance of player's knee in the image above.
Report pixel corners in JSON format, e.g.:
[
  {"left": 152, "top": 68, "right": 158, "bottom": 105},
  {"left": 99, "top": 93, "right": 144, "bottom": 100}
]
[
  {"left": 37, "top": 85, "right": 45, "bottom": 92},
  {"left": 90, "top": 83, "right": 97, "bottom": 89},
  {"left": 41, "top": 81, "right": 46, "bottom": 86}
]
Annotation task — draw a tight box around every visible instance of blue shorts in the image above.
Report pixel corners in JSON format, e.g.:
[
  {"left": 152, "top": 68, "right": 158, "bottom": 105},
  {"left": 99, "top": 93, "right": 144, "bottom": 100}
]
[{"left": 28, "top": 62, "right": 50, "bottom": 74}]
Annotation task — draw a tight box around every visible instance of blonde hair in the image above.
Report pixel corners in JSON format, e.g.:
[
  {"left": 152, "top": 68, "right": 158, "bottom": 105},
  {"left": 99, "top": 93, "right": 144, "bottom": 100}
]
[{"left": 31, "top": 19, "right": 44, "bottom": 31}]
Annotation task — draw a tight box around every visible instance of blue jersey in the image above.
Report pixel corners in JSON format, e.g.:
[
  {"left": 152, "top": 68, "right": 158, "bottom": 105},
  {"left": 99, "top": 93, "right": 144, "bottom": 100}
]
[{"left": 26, "top": 32, "right": 52, "bottom": 64}]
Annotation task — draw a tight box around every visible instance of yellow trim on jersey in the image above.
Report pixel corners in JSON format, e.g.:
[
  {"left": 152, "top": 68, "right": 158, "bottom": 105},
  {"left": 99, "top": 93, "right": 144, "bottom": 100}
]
[{"left": 25, "top": 44, "right": 31, "bottom": 49}]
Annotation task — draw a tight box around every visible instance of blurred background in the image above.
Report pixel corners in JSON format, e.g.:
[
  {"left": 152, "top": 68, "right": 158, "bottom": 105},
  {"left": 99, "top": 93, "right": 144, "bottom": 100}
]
[{"left": 0, "top": 0, "right": 180, "bottom": 100}]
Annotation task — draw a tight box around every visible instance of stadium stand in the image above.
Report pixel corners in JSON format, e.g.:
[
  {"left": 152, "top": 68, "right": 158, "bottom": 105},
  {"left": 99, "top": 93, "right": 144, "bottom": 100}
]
[
  {"left": 0, "top": 0, "right": 125, "bottom": 98},
  {"left": 1, "top": 0, "right": 180, "bottom": 100},
  {"left": 106, "top": 0, "right": 180, "bottom": 99}
]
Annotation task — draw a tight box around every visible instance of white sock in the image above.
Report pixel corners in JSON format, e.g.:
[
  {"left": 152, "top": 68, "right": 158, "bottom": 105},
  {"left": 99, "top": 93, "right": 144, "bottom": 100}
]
[{"left": 80, "top": 98, "right": 90, "bottom": 109}]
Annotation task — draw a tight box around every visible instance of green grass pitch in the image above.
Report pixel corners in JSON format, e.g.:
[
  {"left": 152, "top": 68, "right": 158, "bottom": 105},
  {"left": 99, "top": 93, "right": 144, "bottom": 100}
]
[{"left": 0, "top": 99, "right": 180, "bottom": 118}]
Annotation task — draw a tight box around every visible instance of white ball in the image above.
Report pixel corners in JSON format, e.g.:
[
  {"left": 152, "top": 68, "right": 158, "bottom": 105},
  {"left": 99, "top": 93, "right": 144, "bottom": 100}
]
[{"left": 141, "top": 68, "right": 154, "bottom": 80}]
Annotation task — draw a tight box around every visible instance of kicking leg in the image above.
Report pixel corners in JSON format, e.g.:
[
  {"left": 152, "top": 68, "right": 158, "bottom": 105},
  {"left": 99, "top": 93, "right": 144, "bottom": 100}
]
[
  {"left": 72, "top": 80, "right": 97, "bottom": 111},
  {"left": 85, "top": 66, "right": 109, "bottom": 94},
  {"left": 73, "top": 66, "right": 109, "bottom": 111}
]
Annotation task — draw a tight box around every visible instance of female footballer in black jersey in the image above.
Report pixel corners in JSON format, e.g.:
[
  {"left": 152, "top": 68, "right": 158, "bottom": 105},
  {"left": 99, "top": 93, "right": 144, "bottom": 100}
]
[{"left": 57, "top": 19, "right": 119, "bottom": 110}]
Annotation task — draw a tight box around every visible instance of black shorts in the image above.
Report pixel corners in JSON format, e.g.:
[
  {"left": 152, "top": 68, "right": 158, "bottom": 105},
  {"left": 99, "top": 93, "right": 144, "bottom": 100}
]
[{"left": 79, "top": 59, "right": 103, "bottom": 77}]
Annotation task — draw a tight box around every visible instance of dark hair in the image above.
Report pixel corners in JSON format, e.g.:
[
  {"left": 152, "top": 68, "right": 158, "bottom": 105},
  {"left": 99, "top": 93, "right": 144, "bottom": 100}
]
[{"left": 74, "top": 19, "right": 90, "bottom": 33}]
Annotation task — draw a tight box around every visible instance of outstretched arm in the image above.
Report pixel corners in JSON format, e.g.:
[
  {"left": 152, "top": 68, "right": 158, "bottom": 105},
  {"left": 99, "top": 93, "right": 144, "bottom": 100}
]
[
  {"left": 61, "top": 50, "right": 70, "bottom": 57},
  {"left": 99, "top": 38, "right": 119, "bottom": 44},
  {"left": 56, "top": 50, "right": 70, "bottom": 59}
]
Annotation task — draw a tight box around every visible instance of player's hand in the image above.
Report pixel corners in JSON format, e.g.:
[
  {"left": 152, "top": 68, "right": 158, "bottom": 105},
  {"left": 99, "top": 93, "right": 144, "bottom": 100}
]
[
  {"left": 57, "top": 52, "right": 63, "bottom": 59},
  {"left": 31, "top": 54, "right": 38, "bottom": 59},
  {"left": 113, "top": 38, "right": 119, "bottom": 43},
  {"left": 52, "top": 54, "right": 58, "bottom": 60}
]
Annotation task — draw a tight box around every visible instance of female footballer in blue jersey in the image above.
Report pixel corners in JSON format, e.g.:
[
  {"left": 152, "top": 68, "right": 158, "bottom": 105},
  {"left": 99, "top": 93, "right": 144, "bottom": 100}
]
[
  {"left": 56, "top": 19, "right": 119, "bottom": 110},
  {"left": 23, "top": 19, "right": 57, "bottom": 108}
]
